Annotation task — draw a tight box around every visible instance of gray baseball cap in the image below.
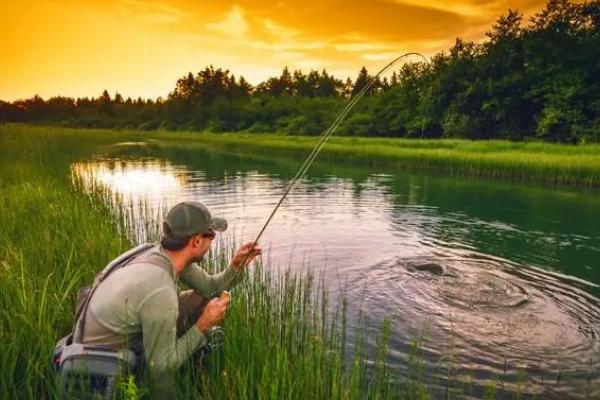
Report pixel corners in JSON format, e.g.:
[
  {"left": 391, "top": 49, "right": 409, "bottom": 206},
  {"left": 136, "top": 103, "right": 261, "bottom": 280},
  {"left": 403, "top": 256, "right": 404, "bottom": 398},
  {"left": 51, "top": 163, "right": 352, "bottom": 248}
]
[{"left": 163, "top": 201, "right": 227, "bottom": 237}]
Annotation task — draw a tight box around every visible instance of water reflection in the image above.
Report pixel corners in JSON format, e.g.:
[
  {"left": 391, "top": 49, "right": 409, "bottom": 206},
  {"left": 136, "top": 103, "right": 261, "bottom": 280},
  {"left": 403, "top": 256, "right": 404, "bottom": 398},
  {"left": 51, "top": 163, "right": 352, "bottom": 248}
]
[
  {"left": 357, "top": 253, "right": 600, "bottom": 399},
  {"left": 72, "top": 159, "right": 189, "bottom": 242},
  {"left": 71, "top": 153, "right": 600, "bottom": 399}
]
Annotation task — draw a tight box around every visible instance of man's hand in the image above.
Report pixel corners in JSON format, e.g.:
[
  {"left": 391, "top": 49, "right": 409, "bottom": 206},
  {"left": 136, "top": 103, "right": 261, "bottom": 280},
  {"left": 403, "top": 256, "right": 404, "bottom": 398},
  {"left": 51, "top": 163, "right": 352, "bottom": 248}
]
[
  {"left": 195, "top": 291, "right": 230, "bottom": 334},
  {"left": 230, "top": 242, "right": 262, "bottom": 272}
]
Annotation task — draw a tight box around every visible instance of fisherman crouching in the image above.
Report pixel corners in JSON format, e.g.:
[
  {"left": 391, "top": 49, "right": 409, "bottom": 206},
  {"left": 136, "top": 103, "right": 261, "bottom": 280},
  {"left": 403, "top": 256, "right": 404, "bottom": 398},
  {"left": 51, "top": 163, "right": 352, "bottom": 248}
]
[{"left": 55, "top": 201, "right": 261, "bottom": 398}]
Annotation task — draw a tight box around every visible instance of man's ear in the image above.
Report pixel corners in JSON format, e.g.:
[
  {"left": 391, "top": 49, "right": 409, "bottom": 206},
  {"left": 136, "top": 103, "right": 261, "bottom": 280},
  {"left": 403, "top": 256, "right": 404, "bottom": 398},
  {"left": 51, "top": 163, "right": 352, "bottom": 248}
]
[{"left": 190, "top": 234, "right": 202, "bottom": 248}]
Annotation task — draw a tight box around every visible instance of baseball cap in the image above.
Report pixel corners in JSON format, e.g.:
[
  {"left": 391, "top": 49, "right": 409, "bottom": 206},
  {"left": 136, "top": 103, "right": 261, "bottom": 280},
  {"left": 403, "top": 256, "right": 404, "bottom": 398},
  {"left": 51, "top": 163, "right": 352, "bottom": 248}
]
[{"left": 163, "top": 201, "right": 227, "bottom": 237}]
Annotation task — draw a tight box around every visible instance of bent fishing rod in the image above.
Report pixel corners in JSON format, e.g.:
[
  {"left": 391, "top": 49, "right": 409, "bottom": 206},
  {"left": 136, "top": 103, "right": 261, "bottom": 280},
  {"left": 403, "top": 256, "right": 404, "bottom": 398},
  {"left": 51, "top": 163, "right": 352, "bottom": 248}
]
[
  {"left": 241, "top": 52, "right": 428, "bottom": 262},
  {"left": 209, "top": 53, "right": 428, "bottom": 343}
]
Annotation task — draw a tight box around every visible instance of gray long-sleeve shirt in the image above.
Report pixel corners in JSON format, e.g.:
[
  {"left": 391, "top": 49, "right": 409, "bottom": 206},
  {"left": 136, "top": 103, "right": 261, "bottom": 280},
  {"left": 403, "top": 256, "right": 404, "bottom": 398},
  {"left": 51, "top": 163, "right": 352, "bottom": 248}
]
[{"left": 80, "top": 244, "right": 243, "bottom": 373}]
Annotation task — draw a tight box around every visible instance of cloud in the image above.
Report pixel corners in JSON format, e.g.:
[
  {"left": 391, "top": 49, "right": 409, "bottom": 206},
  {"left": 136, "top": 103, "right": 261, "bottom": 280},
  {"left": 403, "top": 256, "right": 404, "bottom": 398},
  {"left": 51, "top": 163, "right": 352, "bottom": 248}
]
[
  {"left": 393, "top": 0, "right": 487, "bottom": 17},
  {"left": 206, "top": 5, "right": 248, "bottom": 38},
  {"left": 362, "top": 52, "right": 402, "bottom": 61},
  {"left": 163, "top": 0, "right": 551, "bottom": 59},
  {"left": 131, "top": 0, "right": 553, "bottom": 82},
  {"left": 139, "top": 12, "right": 180, "bottom": 24},
  {"left": 334, "top": 42, "right": 394, "bottom": 52},
  {"left": 117, "top": 0, "right": 186, "bottom": 24},
  {"left": 262, "top": 18, "right": 300, "bottom": 39}
]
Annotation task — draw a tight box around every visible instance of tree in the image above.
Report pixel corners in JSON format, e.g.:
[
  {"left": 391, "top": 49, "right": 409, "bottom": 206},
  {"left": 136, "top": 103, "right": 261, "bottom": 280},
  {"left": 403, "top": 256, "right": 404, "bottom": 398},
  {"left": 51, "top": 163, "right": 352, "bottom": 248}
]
[
  {"left": 99, "top": 90, "right": 111, "bottom": 104},
  {"left": 256, "top": 67, "right": 294, "bottom": 96},
  {"left": 351, "top": 67, "right": 371, "bottom": 97}
]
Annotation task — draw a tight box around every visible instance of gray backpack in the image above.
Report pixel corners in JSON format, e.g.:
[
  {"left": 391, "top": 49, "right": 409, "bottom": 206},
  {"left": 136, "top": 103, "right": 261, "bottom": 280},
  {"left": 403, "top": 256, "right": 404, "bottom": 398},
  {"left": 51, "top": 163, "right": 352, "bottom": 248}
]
[{"left": 52, "top": 243, "right": 156, "bottom": 399}]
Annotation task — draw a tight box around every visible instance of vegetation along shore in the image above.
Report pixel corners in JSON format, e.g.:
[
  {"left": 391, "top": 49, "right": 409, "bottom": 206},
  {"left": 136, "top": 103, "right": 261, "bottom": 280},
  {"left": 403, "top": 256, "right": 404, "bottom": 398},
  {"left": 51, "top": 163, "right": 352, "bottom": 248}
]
[{"left": 5, "top": 124, "right": 600, "bottom": 188}]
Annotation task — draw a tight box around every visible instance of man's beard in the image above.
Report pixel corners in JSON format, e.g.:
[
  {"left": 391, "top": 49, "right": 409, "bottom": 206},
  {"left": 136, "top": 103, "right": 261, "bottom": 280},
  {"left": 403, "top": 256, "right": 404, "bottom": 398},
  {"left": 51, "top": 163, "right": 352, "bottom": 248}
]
[{"left": 192, "top": 254, "right": 205, "bottom": 264}]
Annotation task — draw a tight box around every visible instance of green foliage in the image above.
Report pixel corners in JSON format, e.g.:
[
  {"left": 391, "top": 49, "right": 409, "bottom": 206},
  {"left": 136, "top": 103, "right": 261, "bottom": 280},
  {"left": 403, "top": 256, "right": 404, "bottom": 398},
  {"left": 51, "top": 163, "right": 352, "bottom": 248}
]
[
  {"left": 118, "top": 375, "right": 141, "bottom": 400},
  {"left": 341, "top": 113, "right": 375, "bottom": 137},
  {"left": 2, "top": 0, "right": 598, "bottom": 143},
  {"left": 485, "top": 381, "right": 497, "bottom": 399}
]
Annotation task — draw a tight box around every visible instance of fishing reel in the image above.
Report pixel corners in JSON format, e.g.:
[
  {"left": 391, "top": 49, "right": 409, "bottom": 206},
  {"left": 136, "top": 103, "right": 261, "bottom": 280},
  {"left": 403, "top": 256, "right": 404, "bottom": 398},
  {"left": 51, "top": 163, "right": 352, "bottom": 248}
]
[
  {"left": 204, "top": 290, "right": 229, "bottom": 351},
  {"left": 206, "top": 325, "right": 225, "bottom": 350},
  {"left": 197, "top": 318, "right": 225, "bottom": 366}
]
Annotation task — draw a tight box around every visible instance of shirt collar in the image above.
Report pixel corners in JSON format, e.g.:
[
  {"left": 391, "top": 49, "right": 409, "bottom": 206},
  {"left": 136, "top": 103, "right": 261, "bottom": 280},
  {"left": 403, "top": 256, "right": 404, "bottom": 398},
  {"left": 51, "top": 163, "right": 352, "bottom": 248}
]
[{"left": 155, "top": 244, "right": 179, "bottom": 283}]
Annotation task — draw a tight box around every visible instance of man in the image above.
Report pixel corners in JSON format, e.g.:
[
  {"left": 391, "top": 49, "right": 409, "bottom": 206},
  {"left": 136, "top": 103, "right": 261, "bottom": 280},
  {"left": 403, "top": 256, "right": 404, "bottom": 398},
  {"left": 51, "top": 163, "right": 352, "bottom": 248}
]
[{"left": 76, "top": 201, "right": 261, "bottom": 396}]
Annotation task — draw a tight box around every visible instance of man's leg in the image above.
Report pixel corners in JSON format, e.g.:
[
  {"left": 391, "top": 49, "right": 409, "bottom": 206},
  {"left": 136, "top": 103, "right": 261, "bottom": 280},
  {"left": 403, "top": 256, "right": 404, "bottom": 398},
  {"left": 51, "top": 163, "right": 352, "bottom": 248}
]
[{"left": 177, "top": 290, "right": 208, "bottom": 337}]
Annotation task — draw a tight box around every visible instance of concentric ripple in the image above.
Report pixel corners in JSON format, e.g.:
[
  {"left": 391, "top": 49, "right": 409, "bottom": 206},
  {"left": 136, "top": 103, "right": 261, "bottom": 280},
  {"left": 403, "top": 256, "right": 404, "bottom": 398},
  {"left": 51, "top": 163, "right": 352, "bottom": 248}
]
[
  {"left": 353, "top": 253, "right": 600, "bottom": 398},
  {"left": 406, "top": 261, "right": 530, "bottom": 309}
]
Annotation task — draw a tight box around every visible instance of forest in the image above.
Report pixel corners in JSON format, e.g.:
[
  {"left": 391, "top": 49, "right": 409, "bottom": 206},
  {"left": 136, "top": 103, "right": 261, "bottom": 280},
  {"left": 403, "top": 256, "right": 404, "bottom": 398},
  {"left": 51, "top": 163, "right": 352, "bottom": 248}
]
[{"left": 1, "top": 0, "right": 598, "bottom": 143}]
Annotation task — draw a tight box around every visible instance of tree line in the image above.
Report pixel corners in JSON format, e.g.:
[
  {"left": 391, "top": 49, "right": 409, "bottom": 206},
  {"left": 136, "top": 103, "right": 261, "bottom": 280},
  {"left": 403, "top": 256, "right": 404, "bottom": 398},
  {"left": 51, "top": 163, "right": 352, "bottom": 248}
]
[{"left": 1, "top": 0, "right": 598, "bottom": 142}]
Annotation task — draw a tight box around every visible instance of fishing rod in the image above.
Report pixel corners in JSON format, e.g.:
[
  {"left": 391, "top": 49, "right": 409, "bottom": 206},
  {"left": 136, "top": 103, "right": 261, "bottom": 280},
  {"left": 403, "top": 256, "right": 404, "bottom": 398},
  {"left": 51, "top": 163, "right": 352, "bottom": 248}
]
[
  {"left": 209, "top": 53, "right": 428, "bottom": 349},
  {"left": 242, "top": 52, "right": 428, "bottom": 258}
]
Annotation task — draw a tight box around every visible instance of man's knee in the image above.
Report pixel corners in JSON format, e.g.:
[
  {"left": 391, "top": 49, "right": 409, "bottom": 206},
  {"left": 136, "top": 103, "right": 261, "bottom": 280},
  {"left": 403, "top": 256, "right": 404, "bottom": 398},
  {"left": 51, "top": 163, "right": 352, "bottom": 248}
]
[{"left": 177, "top": 290, "right": 208, "bottom": 335}]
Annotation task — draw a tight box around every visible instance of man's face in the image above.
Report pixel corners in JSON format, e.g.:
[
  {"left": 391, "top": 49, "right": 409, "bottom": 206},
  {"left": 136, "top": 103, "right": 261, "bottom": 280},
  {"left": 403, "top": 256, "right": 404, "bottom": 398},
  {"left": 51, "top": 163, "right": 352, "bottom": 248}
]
[{"left": 190, "top": 231, "right": 215, "bottom": 263}]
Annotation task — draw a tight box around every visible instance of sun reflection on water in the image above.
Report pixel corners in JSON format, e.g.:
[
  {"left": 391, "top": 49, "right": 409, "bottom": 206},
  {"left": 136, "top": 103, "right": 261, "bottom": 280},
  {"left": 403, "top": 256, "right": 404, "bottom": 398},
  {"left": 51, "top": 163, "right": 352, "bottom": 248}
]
[{"left": 71, "top": 158, "right": 190, "bottom": 242}]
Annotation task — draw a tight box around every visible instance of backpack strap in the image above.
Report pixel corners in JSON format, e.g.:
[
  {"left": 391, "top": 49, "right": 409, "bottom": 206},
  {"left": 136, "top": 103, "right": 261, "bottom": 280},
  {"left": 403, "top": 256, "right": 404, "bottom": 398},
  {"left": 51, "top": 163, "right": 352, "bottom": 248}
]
[
  {"left": 73, "top": 243, "right": 156, "bottom": 343},
  {"left": 125, "top": 251, "right": 174, "bottom": 278}
]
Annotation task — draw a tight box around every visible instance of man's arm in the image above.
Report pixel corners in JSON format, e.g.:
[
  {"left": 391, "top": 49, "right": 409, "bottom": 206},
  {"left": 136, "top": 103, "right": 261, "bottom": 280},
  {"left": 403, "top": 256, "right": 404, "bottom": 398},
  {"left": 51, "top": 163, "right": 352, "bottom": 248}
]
[
  {"left": 179, "top": 263, "right": 243, "bottom": 297},
  {"left": 139, "top": 287, "right": 229, "bottom": 398},
  {"left": 139, "top": 287, "right": 206, "bottom": 373},
  {"left": 180, "top": 243, "right": 261, "bottom": 297}
]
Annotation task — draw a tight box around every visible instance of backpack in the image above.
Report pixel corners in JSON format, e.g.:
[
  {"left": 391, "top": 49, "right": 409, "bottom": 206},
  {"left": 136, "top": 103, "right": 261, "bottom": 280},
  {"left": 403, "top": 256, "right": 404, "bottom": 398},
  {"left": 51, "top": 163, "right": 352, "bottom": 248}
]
[{"left": 52, "top": 243, "right": 156, "bottom": 399}]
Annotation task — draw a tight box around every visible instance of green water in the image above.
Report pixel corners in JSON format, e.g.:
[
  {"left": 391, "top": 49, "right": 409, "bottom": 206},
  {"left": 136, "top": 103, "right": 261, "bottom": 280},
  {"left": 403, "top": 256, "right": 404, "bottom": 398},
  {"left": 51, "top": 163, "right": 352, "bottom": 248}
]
[{"left": 74, "top": 142, "right": 600, "bottom": 399}]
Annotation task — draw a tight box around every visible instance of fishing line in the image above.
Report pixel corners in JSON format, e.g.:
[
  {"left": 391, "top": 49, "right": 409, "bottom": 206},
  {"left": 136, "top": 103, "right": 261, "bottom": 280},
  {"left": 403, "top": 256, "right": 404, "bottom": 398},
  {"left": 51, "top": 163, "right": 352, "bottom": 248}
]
[{"left": 242, "top": 52, "right": 428, "bottom": 257}]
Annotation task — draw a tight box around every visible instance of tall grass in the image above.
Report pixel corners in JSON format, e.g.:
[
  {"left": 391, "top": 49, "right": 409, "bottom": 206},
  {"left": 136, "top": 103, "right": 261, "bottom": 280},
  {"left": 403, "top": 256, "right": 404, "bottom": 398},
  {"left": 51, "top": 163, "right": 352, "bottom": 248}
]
[{"left": 0, "top": 125, "right": 133, "bottom": 398}]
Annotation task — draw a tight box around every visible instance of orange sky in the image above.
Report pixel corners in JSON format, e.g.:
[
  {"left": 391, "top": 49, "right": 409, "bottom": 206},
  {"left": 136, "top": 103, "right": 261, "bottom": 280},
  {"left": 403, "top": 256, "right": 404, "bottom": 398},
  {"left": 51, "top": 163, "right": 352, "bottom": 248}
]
[{"left": 0, "top": 0, "right": 548, "bottom": 101}]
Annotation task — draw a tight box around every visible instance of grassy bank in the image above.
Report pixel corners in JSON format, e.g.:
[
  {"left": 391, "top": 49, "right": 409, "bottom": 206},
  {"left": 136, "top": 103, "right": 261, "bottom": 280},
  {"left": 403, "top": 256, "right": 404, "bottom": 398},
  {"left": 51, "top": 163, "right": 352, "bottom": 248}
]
[
  {"left": 0, "top": 127, "right": 406, "bottom": 398},
  {"left": 5, "top": 124, "right": 600, "bottom": 188},
  {"left": 153, "top": 131, "right": 600, "bottom": 188},
  {"left": 0, "top": 126, "right": 135, "bottom": 398}
]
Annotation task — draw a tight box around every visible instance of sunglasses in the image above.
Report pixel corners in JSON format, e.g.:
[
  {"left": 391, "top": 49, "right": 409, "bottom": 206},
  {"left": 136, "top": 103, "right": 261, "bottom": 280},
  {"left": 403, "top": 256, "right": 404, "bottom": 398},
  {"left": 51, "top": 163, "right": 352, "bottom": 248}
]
[{"left": 202, "top": 230, "right": 216, "bottom": 240}]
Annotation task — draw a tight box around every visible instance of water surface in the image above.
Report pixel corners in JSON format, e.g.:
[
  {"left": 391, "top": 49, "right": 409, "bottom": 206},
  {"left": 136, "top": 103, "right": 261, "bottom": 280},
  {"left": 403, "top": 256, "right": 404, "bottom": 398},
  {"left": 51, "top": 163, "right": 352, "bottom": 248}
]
[{"left": 72, "top": 143, "right": 600, "bottom": 399}]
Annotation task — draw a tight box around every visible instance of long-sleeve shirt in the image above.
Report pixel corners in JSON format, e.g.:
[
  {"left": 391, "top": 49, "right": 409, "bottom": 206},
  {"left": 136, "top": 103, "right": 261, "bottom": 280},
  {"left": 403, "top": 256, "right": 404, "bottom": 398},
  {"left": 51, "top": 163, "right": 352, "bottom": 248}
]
[{"left": 80, "top": 243, "right": 244, "bottom": 373}]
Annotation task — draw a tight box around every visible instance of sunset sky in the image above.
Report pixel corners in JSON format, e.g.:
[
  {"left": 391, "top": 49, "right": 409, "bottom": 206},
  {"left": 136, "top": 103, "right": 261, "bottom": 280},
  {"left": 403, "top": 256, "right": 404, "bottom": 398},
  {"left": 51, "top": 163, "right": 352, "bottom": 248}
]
[{"left": 0, "top": 0, "right": 549, "bottom": 101}]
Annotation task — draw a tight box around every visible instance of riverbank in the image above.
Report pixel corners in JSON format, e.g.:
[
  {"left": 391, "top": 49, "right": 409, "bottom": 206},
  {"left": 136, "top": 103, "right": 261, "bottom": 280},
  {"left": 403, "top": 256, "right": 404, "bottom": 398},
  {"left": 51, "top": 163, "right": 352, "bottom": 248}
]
[
  {"left": 8, "top": 124, "right": 599, "bottom": 188},
  {"left": 0, "top": 125, "right": 402, "bottom": 398},
  {"left": 152, "top": 131, "right": 600, "bottom": 189}
]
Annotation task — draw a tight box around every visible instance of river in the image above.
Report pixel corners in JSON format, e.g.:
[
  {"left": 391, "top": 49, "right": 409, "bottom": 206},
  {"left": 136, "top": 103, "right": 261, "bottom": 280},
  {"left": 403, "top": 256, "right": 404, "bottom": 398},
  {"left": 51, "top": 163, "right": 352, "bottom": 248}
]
[{"left": 71, "top": 141, "right": 600, "bottom": 399}]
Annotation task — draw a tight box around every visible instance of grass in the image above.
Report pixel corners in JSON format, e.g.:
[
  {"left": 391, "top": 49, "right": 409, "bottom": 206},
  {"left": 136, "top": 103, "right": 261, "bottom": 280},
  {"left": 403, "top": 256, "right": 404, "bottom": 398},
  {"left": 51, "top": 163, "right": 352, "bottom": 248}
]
[{"left": 0, "top": 126, "right": 134, "bottom": 398}]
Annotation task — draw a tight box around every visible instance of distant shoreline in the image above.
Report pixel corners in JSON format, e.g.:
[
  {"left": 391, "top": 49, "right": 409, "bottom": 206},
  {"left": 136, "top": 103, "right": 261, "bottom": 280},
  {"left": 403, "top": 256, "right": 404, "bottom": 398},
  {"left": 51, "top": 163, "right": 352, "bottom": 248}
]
[
  {"left": 159, "top": 129, "right": 600, "bottom": 189},
  {"left": 4, "top": 123, "right": 600, "bottom": 188}
]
